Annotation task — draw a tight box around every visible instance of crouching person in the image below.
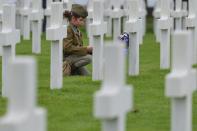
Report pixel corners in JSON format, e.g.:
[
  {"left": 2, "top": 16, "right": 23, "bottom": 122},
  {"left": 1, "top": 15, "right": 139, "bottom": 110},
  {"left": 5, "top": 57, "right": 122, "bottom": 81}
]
[{"left": 63, "top": 4, "right": 93, "bottom": 76}]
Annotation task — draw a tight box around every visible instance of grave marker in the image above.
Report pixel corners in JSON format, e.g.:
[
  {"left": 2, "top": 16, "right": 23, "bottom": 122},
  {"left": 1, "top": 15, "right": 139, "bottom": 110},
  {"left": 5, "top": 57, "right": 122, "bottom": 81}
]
[
  {"left": 122, "top": 0, "right": 128, "bottom": 32},
  {"left": 87, "top": 0, "right": 94, "bottom": 46},
  {"left": 44, "top": 0, "right": 52, "bottom": 28},
  {"left": 46, "top": 2, "right": 67, "bottom": 89},
  {"left": 90, "top": 0, "right": 107, "bottom": 81},
  {"left": 153, "top": 0, "right": 161, "bottom": 43},
  {"left": 166, "top": 31, "right": 196, "bottom": 131},
  {"left": 62, "top": 0, "right": 73, "bottom": 25},
  {"left": 125, "top": 0, "right": 139, "bottom": 76},
  {"left": 15, "top": 0, "right": 22, "bottom": 30},
  {"left": 30, "top": 0, "right": 43, "bottom": 54},
  {"left": 185, "top": 0, "right": 197, "bottom": 64},
  {"left": 0, "top": 57, "right": 47, "bottom": 131},
  {"left": 104, "top": 0, "right": 112, "bottom": 37},
  {"left": 158, "top": 0, "right": 171, "bottom": 69},
  {"left": 138, "top": 0, "right": 147, "bottom": 44},
  {"left": 94, "top": 42, "right": 132, "bottom": 131},
  {"left": 63, "top": 0, "right": 73, "bottom": 11},
  {"left": 0, "top": 4, "right": 20, "bottom": 97},
  {"left": 20, "top": 0, "right": 31, "bottom": 40},
  {"left": 0, "top": 0, "right": 6, "bottom": 31},
  {"left": 0, "top": 0, "right": 7, "bottom": 56},
  {"left": 182, "top": 1, "right": 188, "bottom": 30},
  {"left": 171, "top": 0, "right": 184, "bottom": 30},
  {"left": 110, "top": 0, "right": 124, "bottom": 42}
]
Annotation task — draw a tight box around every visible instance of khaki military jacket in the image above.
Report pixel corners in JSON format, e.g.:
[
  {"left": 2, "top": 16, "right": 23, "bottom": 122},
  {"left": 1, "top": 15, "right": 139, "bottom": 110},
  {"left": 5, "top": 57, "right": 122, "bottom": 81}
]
[{"left": 63, "top": 24, "right": 88, "bottom": 57}]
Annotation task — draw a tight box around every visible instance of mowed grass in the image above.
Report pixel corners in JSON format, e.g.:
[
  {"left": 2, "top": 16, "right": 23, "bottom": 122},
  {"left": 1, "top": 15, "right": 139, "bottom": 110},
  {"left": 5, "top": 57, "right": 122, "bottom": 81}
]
[{"left": 0, "top": 17, "right": 197, "bottom": 131}]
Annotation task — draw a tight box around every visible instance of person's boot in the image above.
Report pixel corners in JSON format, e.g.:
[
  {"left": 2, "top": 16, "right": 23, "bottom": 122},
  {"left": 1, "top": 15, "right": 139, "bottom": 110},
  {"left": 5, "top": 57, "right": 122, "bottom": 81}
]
[{"left": 63, "top": 60, "right": 71, "bottom": 76}]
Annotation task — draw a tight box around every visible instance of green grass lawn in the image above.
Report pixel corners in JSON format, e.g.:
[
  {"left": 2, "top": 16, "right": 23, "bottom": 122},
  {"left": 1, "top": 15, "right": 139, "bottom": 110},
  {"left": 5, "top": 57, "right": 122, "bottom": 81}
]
[{"left": 0, "top": 17, "right": 197, "bottom": 131}]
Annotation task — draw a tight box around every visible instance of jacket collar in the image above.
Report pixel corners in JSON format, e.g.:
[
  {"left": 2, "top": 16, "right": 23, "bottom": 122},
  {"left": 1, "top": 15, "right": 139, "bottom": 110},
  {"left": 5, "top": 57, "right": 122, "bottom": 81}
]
[{"left": 70, "top": 24, "right": 80, "bottom": 35}]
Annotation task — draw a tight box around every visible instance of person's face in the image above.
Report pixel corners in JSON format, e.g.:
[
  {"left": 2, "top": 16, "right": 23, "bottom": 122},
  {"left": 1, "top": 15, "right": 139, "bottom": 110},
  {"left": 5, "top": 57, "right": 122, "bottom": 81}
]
[{"left": 71, "top": 17, "right": 85, "bottom": 27}]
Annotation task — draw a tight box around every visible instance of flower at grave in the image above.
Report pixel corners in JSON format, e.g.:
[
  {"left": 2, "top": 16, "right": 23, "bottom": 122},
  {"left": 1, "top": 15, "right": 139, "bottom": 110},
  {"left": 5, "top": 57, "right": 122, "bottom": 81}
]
[{"left": 118, "top": 32, "right": 129, "bottom": 48}]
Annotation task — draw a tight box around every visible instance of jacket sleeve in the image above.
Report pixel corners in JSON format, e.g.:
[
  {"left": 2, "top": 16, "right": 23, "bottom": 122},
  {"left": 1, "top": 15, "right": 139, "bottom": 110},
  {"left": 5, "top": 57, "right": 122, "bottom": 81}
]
[{"left": 63, "top": 27, "right": 88, "bottom": 56}]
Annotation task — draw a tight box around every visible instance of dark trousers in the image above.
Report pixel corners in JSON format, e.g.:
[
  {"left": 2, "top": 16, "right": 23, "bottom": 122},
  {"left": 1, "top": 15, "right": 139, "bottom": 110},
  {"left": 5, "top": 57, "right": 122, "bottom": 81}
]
[{"left": 64, "top": 55, "right": 92, "bottom": 76}]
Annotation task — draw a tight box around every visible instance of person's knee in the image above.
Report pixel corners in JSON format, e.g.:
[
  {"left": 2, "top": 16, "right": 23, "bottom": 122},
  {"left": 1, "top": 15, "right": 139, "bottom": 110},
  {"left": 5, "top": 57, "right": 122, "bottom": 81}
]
[
  {"left": 73, "top": 55, "right": 92, "bottom": 68},
  {"left": 85, "top": 55, "right": 92, "bottom": 64}
]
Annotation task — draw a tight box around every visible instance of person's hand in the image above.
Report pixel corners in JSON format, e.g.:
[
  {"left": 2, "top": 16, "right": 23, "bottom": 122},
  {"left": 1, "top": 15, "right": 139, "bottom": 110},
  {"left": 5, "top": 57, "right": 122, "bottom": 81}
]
[{"left": 87, "top": 46, "right": 93, "bottom": 54}]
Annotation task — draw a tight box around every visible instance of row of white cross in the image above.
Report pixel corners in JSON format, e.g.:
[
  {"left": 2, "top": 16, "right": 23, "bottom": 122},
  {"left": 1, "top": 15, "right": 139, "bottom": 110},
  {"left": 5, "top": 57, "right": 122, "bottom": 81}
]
[
  {"left": 87, "top": 0, "right": 147, "bottom": 81},
  {"left": 153, "top": 0, "right": 197, "bottom": 69},
  {"left": 0, "top": 0, "right": 196, "bottom": 131},
  {"left": 0, "top": 0, "right": 73, "bottom": 54},
  {"left": 0, "top": 0, "right": 43, "bottom": 55},
  {"left": 90, "top": 1, "right": 133, "bottom": 130},
  {"left": 92, "top": 1, "right": 197, "bottom": 130},
  {"left": 0, "top": 1, "right": 133, "bottom": 131},
  {"left": 51, "top": 0, "right": 134, "bottom": 130},
  {"left": 87, "top": 0, "right": 147, "bottom": 43},
  {"left": 153, "top": 0, "right": 197, "bottom": 131},
  {"left": 0, "top": 0, "right": 73, "bottom": 91},
  {"left": 84, "top": 0, "right": 197, "bottom": 130},
  {"left": 0, "top": 3, "right": 46, "bottom": 131},
  {"left": 0, "top": 0, "right": 148, "bottom": 89},
  {"left": 166, "top": 31, "right": 196, "bottom": 131},
  {"left": 0, "top": 1, "right": 68, "bottom": 130}
]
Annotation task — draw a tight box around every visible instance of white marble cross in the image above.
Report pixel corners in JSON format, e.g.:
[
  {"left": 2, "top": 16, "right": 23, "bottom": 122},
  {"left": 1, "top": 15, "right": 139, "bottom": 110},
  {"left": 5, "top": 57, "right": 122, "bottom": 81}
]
[
  {"left": 86, "top": 0, "right": 94, "bottom": 46},
  {"left": 0, "top": 4, "right": 20, "bottom": 97},
  {"left": 0, "top": 3, "right": 2, "bottom": 31},
  {"left": 20, "top": 0, "right": 31, "bottom": 40},
  {"left": 171, "top": 0, "right": 184, "bottom": 30},
  {"left": 63, "top": 0, "right": 73, "bottom": 11},
  {"left": 0, "top": 0, "right": 6, "bottom": 31},
  {"left": 0, "top": 57, "right": 47, "bottom": 131},
  {"left": 110, "top": 0, "right": 124, "bottom": 42},
  {"left": 104, "top": 0, "right": 112, "bottom": 37},
  {"left": 94, "top": 42, "right": 132, "bottom": 131},
  {"left": 158, "top": 0, "right": 171, "bottom": 69},
  {"left": 122, "top": 0, "right": 129, "bottom": 32},
  {"left": 153, "top": 0, "right": 161, "bottom": 43},
  {"left": 30, "top": 0, "right": 43, "bottom": 54},
  {"left": 46, "top": 2, "right": 67, "bottom": 89},
  {"left": 165, "top": 31, "right": 196, "bottom": 131},
  {"left": 169, "top": 0, "right": 175, "bottom": 33},
  {"left": 138, "top": 0, "right": 147, "bottom": 45},
  {"left": 185, "top": 0, "right": 197, "bottom": 64},
  {"left": 62, "top": 0, "right": 73, "bottom": 25},
  {"left": 44, "top": 0, "right": 52, "bottom": 28},
  {"left": 125, "top": 0, "right": 139, "bottom": 76},
  {"left": 15, "top": 0, "right": 22, "bottom": 30},
  {"left": 0, "top": 0, "right": 7, "bottom": 56},
  {"left": 141, "top": 0, "right": 147, "bottom": 38},
  {"left": 90, "top": 0, "right": 107, "bottom": 81},
  {"left": 182, "top": 1, "right": 188, "bottom": 30},
  {"left": 87, "top": 0, "right": 94, "bottom": 30}
]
